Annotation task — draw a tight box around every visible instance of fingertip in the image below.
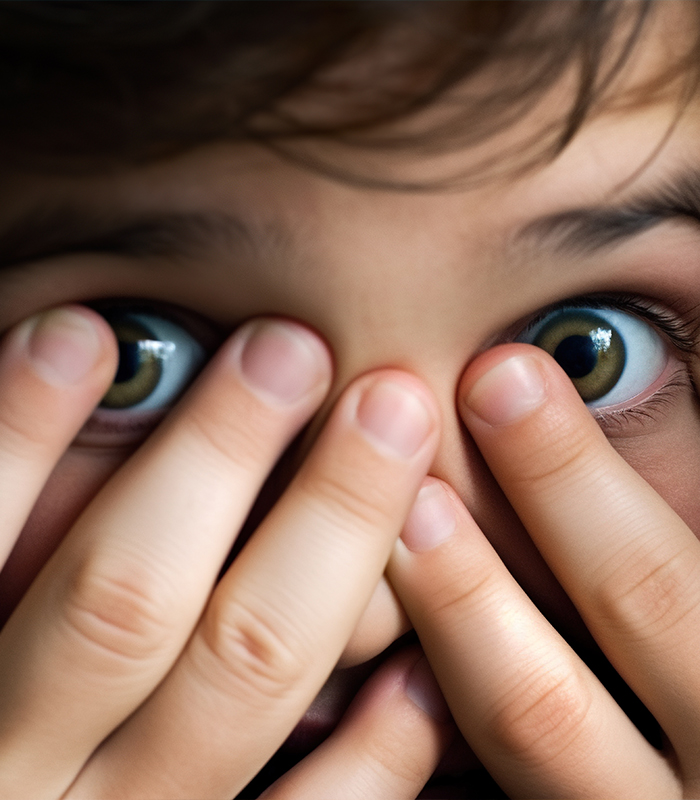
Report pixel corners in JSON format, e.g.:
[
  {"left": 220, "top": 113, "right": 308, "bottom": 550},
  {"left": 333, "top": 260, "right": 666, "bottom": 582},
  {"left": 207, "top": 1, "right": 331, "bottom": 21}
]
[
  {"left": 261, "top": 647, "right": 454, "bottom": 799},
  {"left": 405, "top": 654, "right": 452, "bottom": 723},
  {"left": 233, "top": 317, "right": 333, "bottom": 406},
  {"left": 19, "top": 304, "right": 118, "bottom": 390},
  {"left": 72, "top": 304, "right": 121, "bottom": 379},
  {"left": 355, "top": 374, "right": 439, "bottom": 459},
  {"left": 458, "top": 343, "right": 592, "bottom": 431},
  {"left": 401, "top": 478, "right": 458, "bottom": 553}
]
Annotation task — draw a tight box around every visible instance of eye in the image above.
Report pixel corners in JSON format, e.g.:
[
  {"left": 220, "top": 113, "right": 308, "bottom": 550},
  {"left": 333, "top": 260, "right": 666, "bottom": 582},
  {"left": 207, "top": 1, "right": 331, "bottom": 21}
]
[
  {"left": 516, "top": 306, "right": 669, "bottom": 408},
  {"left": 99, "top": 309, "right": 206, "bottom": 412},
  {"left": 75, "top": 303, "right": 213, "bottom": 447}
]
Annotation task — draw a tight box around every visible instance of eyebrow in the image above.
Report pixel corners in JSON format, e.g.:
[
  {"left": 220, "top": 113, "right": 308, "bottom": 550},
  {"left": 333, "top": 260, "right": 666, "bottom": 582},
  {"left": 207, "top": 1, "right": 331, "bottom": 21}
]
[
  {"left": 0, "top": 205, "right": 271, "bottom": 269},
  {"left": 4, "top": 168, "right": 700, "bottom": 269},
  {"left": 520, "top": 167, "right": 700, "bottom": 255}
]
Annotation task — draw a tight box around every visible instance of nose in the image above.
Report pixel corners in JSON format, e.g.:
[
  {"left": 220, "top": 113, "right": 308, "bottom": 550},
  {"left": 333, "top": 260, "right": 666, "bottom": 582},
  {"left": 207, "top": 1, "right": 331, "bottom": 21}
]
[{"left": 300, "top": 327, "right": 586, "bottom": 663}]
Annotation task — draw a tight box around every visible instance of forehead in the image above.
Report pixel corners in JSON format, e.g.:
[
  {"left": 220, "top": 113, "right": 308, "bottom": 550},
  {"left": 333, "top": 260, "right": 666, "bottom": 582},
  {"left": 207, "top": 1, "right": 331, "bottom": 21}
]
[
  {"left": 1, "top": 1, "right": 696, "bottom": 181},
  {"left": 2, "top": 93, "right": 700, "bottom": 351},
  {"left": 1, "top": 2, "right": 699, "bottom": 297},
  {"left": 281, "top": 4, "right": 696, "bottom": 189}
]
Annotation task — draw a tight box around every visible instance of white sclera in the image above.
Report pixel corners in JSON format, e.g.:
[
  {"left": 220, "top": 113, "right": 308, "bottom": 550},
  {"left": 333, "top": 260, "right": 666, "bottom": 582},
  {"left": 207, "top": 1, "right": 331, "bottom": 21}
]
[
  {"left": 112, "top": 313, "right": 207, "bottom": 411},
  {"left": 517, "top": 306, "right": 668, "bottom": 408}
]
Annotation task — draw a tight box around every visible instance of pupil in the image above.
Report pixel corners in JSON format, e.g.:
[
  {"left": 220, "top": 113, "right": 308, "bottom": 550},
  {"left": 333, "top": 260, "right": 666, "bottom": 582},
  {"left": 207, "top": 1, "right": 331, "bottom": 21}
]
[
  {"left": 115, "top": 341, "right": 141, "bottom": 384},
  {"left": 553, "top": 335, "right": 597, "bottom": 379}
]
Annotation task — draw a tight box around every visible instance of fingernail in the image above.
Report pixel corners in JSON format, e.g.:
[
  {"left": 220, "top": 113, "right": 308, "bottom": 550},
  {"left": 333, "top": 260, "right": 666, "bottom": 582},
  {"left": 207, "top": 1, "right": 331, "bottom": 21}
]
[
  {"left": 27, "top": 307, "right": 101, "bottom": 386},
  {"left": 465, "top": 355, "right": 546, "bottom": 426},
  {"left": 401, "top": 482, "right": 457, "bottom": 552},
  {"left": 356, "top": 380, "right": 433, "bottom": 458},
  {"left": 406, "top": 656, "right": 451, "bottom": 722},
  {"left": 238, "top": 320, "right": 329, "bottom": 404}
]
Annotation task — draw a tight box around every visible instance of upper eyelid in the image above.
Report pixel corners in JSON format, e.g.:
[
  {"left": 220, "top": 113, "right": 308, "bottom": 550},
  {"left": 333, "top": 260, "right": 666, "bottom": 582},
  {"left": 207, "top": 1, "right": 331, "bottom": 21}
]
[
  {"left": 510, "top": 293, "right": 700, "bottom": 355},
  {"left": 73, "top": 300, "right": 221, "bottom": 448},
  {"left": 88, "top": 298, "right": 227, "bottom": 350},
  {"left": 512, "top": 299, "right": 692, "bottom": 427}
]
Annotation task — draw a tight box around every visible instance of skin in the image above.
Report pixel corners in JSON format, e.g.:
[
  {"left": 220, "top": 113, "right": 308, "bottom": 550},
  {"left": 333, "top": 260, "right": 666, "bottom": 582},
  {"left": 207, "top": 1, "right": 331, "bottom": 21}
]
[{"left": 1, "top": 4, "right": 700, "bottom": 797}]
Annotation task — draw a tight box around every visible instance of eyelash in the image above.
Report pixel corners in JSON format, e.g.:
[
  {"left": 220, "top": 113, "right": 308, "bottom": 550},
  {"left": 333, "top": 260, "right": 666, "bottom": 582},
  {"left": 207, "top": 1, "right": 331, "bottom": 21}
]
[
  {"left": 514, "top": 291, "right": 699, "bottom": 431},
  {"left": 78, "top": 291, "right": 699, "bottom": 446},
  {"left": 593, "top": 368, "right": 690, "bottom": 434},
  {"left": 73, "top": 299, "right": 222, "bottom": 448},
  {"left": 584, "top": 293, "right": 700, "bottom": 354},
  {"left": 524, "top": 292, "right": 700, "bottom": 354}
]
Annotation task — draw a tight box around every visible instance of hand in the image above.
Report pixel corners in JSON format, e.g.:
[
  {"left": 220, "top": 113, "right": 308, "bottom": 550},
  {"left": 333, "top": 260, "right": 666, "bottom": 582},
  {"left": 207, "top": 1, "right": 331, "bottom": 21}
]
[
  {"left": 388, "top": 343, "right": 700, "bottom": 798},
  {"left": 0, "top": 306, "right": 453, "bottom": 799},
  {"left": 259, "top": 646, "right": 454, "bottom": 800}
]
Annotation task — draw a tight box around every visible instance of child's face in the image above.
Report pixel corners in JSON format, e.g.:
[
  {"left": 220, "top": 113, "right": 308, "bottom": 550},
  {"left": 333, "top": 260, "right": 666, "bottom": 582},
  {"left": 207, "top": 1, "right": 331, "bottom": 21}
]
[{"left": 2, "top": 3, "right": 700, "bottom": 741}]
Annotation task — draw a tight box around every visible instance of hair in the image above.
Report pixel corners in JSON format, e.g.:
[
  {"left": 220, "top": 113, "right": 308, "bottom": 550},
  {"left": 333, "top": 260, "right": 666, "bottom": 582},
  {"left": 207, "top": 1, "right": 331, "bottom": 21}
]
[{"left": 0, "top": 0, "right": 697, "bottom": 183}]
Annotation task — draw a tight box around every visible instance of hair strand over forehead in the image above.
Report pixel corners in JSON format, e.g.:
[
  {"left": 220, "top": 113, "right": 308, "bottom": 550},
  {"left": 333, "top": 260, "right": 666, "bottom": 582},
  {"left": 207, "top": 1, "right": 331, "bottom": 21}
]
[{"left": 0, "top": 0, "right": 694, "bottom": 182}]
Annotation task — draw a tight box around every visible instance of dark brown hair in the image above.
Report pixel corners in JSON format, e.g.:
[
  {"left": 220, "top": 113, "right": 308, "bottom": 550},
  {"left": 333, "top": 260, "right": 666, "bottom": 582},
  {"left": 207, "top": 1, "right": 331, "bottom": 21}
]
[{"left": 0, "top": 0, "right": 694, "bottom": 180}]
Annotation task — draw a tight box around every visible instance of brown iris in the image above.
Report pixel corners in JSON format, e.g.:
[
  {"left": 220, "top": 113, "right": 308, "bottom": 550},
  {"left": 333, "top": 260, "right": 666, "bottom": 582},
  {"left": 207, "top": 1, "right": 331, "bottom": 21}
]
[
  {"left": 100, "top": 316, "right": 163, "bottom": 409},
  {"left": 533, "top": 310, "right": 625, "bottom": 402}
]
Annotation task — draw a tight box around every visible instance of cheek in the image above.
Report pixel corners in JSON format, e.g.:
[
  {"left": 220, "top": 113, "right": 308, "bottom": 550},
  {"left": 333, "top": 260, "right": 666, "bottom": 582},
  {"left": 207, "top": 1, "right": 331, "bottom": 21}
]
[{"left": 0, "top": 447, "right": 130, "bottom": 627}]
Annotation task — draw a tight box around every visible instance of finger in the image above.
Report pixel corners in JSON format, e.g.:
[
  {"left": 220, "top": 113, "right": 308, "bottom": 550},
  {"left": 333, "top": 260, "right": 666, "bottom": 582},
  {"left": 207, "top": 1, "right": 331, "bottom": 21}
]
[
  {"left": 389, "top": 478, "right": 678, "bottom": 799},
  {"left": 459, "top": 344, "right": 700, "bottom": 772},
  {"left": 0, "top": 306, "right": 117, "bottom": 568},
  {"left": 72, "top": 370, "right": 440, "bottom": 798},
  {"left": 261, "top": 649, "right": 454, "bottom": 800},
  {"left": 0, "top": 318, "right": 332, "bottom": 798}
]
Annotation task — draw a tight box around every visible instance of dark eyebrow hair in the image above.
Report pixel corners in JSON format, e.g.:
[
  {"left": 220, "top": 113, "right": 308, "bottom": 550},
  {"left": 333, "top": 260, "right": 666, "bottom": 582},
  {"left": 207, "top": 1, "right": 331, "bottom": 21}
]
[
  {"left": 7, "top": 168, "right": 700, "bottom": 270},
  {"left": 0, "top": 205, "right": 270, "bottom": 269},
  {"left": 520, "top": 168, "right": 700, "bottom": 255}
]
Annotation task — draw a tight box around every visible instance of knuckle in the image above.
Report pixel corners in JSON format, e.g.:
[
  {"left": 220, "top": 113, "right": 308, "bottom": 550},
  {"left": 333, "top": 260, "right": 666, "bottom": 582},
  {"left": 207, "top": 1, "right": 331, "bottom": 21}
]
[
  {"left": 509, "top": 413, "right": 600, "bottom": 491},
  {"left": 195, "top": 595, "right": 307, "bottom": 704},
  {"left": 490, "top": 661, "right": 593, "bottom": 765},
  {"left": 360, "top": 737, "right": 429, "bottom": 795},
  {"left": 62, "top": 559, "right": 174, "bottom": 666},
  {"left": 428, "top": 566, "right": 501, "bottom": 624},
  {"left": 182, "top": 400, "right": 267, "bottom": 470},
  {"left": 596, "top": 539, "right": 700, "bottom": 641},
  {"left": 407, "top": 535, "right": 503, "bottom": 621},
  {"left": 0, "top": 404, "right": 53, "bottom": 458},
  {"left": 178, "top": 376, "right": 301, "bottom": 476},
  {"left": 294, "top": 462, "right": 399, "bottom": 537}
]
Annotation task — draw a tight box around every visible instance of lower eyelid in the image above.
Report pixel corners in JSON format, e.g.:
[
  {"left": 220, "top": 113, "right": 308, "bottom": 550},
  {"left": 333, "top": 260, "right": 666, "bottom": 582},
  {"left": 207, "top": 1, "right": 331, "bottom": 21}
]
[
  {"left": 593, "top": 363, "right": 692, "bottom": 436},
  {"left": 72, "top": 408, "right": 168, "bottom": 448},
  {"left": 75, "top": 299, "right": 220, "bottom": 448}
]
